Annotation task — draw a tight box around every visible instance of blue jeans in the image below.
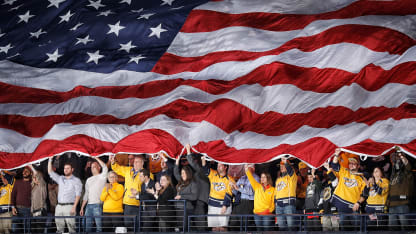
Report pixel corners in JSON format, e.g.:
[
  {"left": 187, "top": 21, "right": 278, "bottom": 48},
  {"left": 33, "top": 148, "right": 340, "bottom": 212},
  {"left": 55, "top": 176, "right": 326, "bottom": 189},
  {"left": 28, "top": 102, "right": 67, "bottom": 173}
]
[
  {"left": 124, "top": 205, "right": 140, "bottom": 231},
  {"left": 275, "top": 205, "right": 296, "bottom": 231},
  {"left": 339, "top": 212, "right": 360, "bottom": 231},
  {"left": 12, "top": 207, "right": 31, "bottom": 233},
  {"left": 85, "top": 204, "right": 102, "bottom": 232},
  {"left": 388, "top": 205, "right": 409, "bottom": 230},
  {"left": 253, "top": 215, "right": 273, "bottom": 231}
]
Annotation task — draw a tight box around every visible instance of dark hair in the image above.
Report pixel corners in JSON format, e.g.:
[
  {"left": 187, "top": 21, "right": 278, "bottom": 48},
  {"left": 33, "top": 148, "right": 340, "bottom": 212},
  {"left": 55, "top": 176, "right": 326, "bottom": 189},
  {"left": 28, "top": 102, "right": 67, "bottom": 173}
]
[
  {"left": 372, "top": 167, "right": 385, "bottom": 178},
  {"left": 176, "top": 166, "right": 193, "bottom": 191},
  {"left": 140, "top": 168, "right": 150, "bottom": 178},
  {"left": 160, "top": 174, "right": 173, "bottom": 195},
  {"left": 64, "top": 162, "right": 73, "bottom": 168}
]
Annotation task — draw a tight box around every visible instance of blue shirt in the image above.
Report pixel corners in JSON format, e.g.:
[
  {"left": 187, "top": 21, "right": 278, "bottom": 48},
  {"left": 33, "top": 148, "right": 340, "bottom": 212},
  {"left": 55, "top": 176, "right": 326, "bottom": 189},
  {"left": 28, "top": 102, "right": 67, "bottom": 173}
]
[
  {"left": 49, "top": 171, "right": 82, "bottom": 204},
  {"left": 234, "top": 173, "right": 259, "bottom": 201}
]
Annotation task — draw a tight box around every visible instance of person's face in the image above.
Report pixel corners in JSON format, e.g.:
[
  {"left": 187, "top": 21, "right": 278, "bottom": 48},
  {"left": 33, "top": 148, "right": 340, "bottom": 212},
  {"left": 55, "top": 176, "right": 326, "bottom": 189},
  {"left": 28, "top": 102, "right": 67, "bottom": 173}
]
[
  {"left": 64, "top": 165, "right": 73, "bottom": 176},
  {"left": 280, "top": 164, "right": 287, "bottom": 173},
  {"left": 373, "top": 168, "right": 382, "bottom": 179},
  {"left": 181, "top": 169, "right": 187, "bottom": 181},
  {"left": 139, "top": 172, "right": 146, "bottom": 182},
  {"left": 307, "top": 174, "right": 314, "bottom": 183},
  {"left": 349, "top": 161, "right": 358, "bottom": 171},
  {"left": 161, "top": 160, "right": 167, "bottom": 170},
  {"left": 128, "top": 155, "right": 134, "bottom": 166},
  {"left": 91, "top": 162, "right": 100, "bottom": 175},
  {"left": 160, "top": 176, "right": 168, "bottom": 187},
  {"left": 108, "top": 173, "right": 117, "bottom": 184},
  {"left": 133, "top": 157, "right": 144, "bottom": 171},
  {"left": 217, "top": 163, "right": 227, "bottom": 174},
  {"left": 260, "top": 173, "right": 268, "bottom": 185},
  {"left": 22, "top": 168, "right": 31, "bottom": 178},
  {"left": 300, "top": 168, "right": 308, "bottom": 177}
]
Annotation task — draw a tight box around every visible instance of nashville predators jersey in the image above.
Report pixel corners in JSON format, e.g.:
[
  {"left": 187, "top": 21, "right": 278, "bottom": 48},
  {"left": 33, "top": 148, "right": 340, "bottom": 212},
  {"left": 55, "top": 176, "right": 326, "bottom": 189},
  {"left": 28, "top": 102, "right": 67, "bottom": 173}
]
[
  {"left": 0, "top": 182, "right": 13, "bottom": 213},
  {"left": 366, "top": 178, "right": 389, "bottom": 207},
  {"left": 275, "top": 166, "right": 297, "bottom": 206},
  {"left": 207, "top": 169, "right": 235, "bottom": 207},
  {"left": 332, "top": 164, "right": 366, "bottom": 211}
]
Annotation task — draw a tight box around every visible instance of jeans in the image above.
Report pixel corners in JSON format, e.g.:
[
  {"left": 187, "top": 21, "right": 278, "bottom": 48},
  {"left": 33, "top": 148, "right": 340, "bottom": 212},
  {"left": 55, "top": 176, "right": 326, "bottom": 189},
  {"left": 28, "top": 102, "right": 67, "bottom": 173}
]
[
  {"left": 12, "top": 207, "right": 31, "bottom": 233},
  {"left": 85, "top": 204, "right": 102, "bottom": 232},
  {"left": 339, "top": 212, "right": 360, "bottom": 231},
  {"left": 275, "top": 205, "right": 296, "bottom": 231},
  {"left": 253, "top": 215, "right": 273, "bottom": 231},
  {"left": 124, "top": 205, "right": 140, "bottom": 231},
  {"left": 388, "top": 205, "right": 410, "bottom": 230}
]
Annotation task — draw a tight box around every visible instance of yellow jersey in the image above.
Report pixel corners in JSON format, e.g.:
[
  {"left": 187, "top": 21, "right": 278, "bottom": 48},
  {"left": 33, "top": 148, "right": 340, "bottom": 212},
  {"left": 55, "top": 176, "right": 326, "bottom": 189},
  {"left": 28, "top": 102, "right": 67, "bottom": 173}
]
[
  {"left": 207, "top": 169, "right": 234, "bottom": 207},
  {"left": 275, "top": 164, "right": 297, "bottom": 207},
  {"left": 246, "top": 170, "right": 275, "bottom": 214}
]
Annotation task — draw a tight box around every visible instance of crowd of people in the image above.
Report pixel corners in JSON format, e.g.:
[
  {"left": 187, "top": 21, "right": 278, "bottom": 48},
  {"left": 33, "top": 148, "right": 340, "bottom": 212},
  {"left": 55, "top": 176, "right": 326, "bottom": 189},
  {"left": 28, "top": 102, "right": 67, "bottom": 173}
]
[{"left": 0, "top": 145, "right": 415, "bottom": 233}]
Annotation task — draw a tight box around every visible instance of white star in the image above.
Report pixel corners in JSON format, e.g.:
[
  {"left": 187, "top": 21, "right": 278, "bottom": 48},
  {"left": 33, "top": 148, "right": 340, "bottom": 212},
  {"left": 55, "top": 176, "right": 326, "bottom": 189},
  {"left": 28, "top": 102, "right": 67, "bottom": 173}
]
[
  {"left": 128, "top": 54, "right": 145, "bottom": 64},
  {"left": 2, "top": 0, "right": 17, "bottom": 6},
  {"left": 86, "top": 50, "right": 104, "bottom": 64},
  {"left": 119, "top": 41, "right": 137, "bottom": 53},
  {"left": 0, "top": 33, "right": 4, "bottom": 38},
  {"left": 107, "top": 21, "right": 125, "bottom": 36},
  {"left": 30, "top": 28, "right": 46, "bottom": 39},
  {"left": 161, "top": 0, "right": 174, "bottom": 6},
  {"left": 47, "top": 0, "right": 66, "bottom": 8},
  {"left": 87, "top": 0, "right": 105, "bottom": 10},
  {"left": 119, "top": 0, "right": 131, "bottom": 5},
  {"left": 59, "top": 10, "right": 74, "bottom": 23},
  {"left": 75, "top": 35, "right": 94, "bottom": 45},
  {"left": 137, "top": 13, "right": 154, "bottom": 20},
  {"left": 45, "top": 49, "right": 62, "bottom": 62},
  {"left": 0, "top": 43, "right": 13, "bottom": 54},
  {"left": 70, "top": 22, "right": 83, "bottom": 31},
  {"left": 131, "top": 8, "right": 143, "bottom": 14},
  {"left": 97, "top": 10, "right": 114, "bottom": 16},
  {"left": 18, "top": 11, "right": 35, "bottom": 23},
  {"left": 148, "top": 23, "right": 167, "bottom": 39},
  {"left": 8, "top": 3, "right": 22, "bottom": 11}
]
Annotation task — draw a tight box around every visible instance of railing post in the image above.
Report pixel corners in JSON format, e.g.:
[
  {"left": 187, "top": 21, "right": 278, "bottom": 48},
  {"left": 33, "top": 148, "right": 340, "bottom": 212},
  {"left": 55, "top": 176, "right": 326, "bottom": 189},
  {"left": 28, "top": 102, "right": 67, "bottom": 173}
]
[
  {"left": 183, "top": 200, "right": 187, "bottom": 233},
  {"left": 137, "top": 205, "right": 141, "bottom": 233}
]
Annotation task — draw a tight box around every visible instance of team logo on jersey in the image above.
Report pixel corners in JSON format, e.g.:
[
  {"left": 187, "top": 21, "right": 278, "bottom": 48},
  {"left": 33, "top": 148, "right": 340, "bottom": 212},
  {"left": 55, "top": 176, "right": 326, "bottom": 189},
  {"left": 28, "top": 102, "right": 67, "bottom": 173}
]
[
  {"left": 369, "top": 189, "right": 377, "bottom": 197},
  {"left": 0, "top": 188, "right": 7, "bottom": 197},
  {"left": 276, "top": 181, "right": 287, "bottom": 191},
  {"left": 323, "top": 187, "right": 332, "bottom": 201},
  {"left": 213, "top": 182, "right": 226, "bottom": 191},
  {"left": 343, "top": 177, "right": 358, "bottom": 188}
]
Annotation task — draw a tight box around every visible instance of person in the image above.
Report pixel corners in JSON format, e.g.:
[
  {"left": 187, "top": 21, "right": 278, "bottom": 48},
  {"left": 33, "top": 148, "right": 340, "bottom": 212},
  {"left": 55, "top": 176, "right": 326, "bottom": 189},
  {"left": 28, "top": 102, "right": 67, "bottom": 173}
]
[
  {"left": 275, "top": 157, "right": 297, "bottom": 231},
  {"left": 202, "top": 157, "right": 234, "bottom": 232},
  {"left": 154, "top": 153, "right": 174, "bottom": 184},
  {"left": 131, "top": 168, "right": 156, "bottom": 232},
  {"left": 48, "top": 156, "right": 83, "bottom": 233},
  {"left": 296, "top": 162, "right": 308, "bottom": 211},
  {"left": 318, "top": 162, "right": 339, "bottom": 231},
  {"left": 174, "top": 157, "right": 198, "bottom": 232},
  {"left": 363, "top": 167, "right": 389, "bottom": 230},
  {"left": 230, "top": 164, "right": 258, "bottom": 231},
  {"left": 244, "top": 164, "right": 275, "bottom": 231},
  {"left": 153, "top": 175, "right": 176, "bottom": 232},
  {"left": 0, "top": 171, "right": 14, "bottom": 234},
  {"left": 388, "top": 149, "right": 413, "bottom": 230},
  {"left": 109, "top": 154, "right": 153, "bottom": 229},
  {"left": 184, "top": 144, "right": 210, "bottom": 231},
  {"left": 330, "top": 149, "right": 366, "bottom": 231},
  {"left": 29, "top": 165, "right": 47, "bottom": 233},
  {"left": 303, "top": 168, "right": 322, "bottom": 231},
  {"left": 80, "top": 157, "right": 108, "bottom": 232},
  {"left": 11, "top": 166, "right": 32, "bottom": 233},
  {"left": 100, "top": 171, "right": 124, "bottom": 232}
]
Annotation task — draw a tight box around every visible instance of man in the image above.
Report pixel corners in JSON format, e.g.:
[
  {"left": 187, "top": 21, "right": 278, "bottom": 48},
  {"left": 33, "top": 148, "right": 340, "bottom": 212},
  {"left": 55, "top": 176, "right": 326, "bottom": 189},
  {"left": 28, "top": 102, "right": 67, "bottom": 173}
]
[
  {"left": 202, "top": 157, "right": 234, "bottom": 232},
  {"left": 110, "top": 154, "right": 153, "bottom": 229},
  {"left": 388, "top": 149, "right": 413, "bottom": 231},
  {"left": 154, "top": 153, "right": 174, "bottom": 184},
  {"left": 318, "top": 162, "right": 339, "bottom": 231},
  {"left": 230, "top": 164, "right": 258, "bottom": 231},
  {"left": 0, "top": 171, "right": 14, "bottom": 234},
  {"left": 48, "top": 156, "right": 83, "bottom": 233},
  {"left": 303, "top": 168, "right": 322, "bottom": 231},
  {"left": 275, "top": 157, "right": 297, "bottom": 231},
  {"left": 132, "top": 169, "right": 156, "bottom": 232},
  {"left": 330, "top": 149, "right": 366, "bottom": 231},
  {"left": 11, "top": 167, "right": 32, "bottom": 233},
  {"left": 80, "top": 157, "right": 108, "bottom": 232}
]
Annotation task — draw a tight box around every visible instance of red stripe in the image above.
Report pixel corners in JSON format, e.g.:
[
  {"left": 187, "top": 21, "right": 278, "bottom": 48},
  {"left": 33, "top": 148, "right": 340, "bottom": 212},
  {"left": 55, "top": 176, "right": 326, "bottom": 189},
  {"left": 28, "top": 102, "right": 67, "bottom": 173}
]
[
  {"left": 153, "top": 25, "right": 415, "bottom": 74},
  {"left": 1, "top": 99, "right": 414, "bottom": 137},
  {"left": 2, "top": 61, "right": 416, "bottom": 104},
  {"left": 183, "top": 0, "right": 416, "bottom": 33},
  {"left": 2, "top": 131, "right": 415, "bottom": 169}
]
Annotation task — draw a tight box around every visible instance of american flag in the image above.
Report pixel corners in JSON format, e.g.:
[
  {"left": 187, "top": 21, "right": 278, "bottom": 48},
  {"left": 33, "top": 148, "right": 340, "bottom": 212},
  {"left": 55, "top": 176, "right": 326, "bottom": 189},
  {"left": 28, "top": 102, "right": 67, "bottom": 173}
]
[{"left": 0, "top": 0, "right": 415, "bottom": 169}]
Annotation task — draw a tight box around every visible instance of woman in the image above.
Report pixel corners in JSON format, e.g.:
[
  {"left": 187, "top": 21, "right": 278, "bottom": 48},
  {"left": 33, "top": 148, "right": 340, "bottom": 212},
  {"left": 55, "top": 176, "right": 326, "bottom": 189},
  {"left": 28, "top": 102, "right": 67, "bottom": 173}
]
[
  {"left": 29, "top": 165, "right": 47, "bottom": 233},
  {"left": 174, "top": 156, "right": 198, "bottom": 231},
  {"left": 148, "top": 175, "right": 176, "bottom": 232},
  {"left": 245, "top": 164, "right": 275, "bottom": 231},
  {"left": 364, "top": 167, "right": 389, "bottom": 229},
  {"left": 100, "top": 171, "right": 124, "bottom": 232}
]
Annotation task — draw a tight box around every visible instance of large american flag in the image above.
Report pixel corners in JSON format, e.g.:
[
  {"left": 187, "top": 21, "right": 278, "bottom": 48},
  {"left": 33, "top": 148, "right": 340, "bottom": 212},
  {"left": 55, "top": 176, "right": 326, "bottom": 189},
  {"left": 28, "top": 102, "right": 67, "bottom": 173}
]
[{"left": 0, "top": 0, "right": 415, "bottom": 169}]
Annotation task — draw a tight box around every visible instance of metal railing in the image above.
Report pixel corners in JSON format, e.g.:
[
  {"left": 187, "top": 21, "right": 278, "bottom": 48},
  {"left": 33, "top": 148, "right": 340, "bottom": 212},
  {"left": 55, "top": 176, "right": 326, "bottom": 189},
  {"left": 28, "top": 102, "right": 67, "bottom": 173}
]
[{"left": 1, "top": 202, "right": 416, "bottom": 233}]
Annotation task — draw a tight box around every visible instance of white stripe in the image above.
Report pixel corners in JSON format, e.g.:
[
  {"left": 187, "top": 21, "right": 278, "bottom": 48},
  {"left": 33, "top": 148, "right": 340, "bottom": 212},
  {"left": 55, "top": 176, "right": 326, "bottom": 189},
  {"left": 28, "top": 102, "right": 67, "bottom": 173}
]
[
  {"left": 169, "top": 15, "right": 416, "bottom": 57},
  {"left": 0, "top": 82, "right": 413, "bottom": 117},
  {"left": 2, "top": 44, "right": 415, "bottom": 92},
  {"left": 196, "top": 0, "right": 358, "bottom": 14},
  {"left": 0, "top": 115, "right": 415, "bottom": 153}
]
